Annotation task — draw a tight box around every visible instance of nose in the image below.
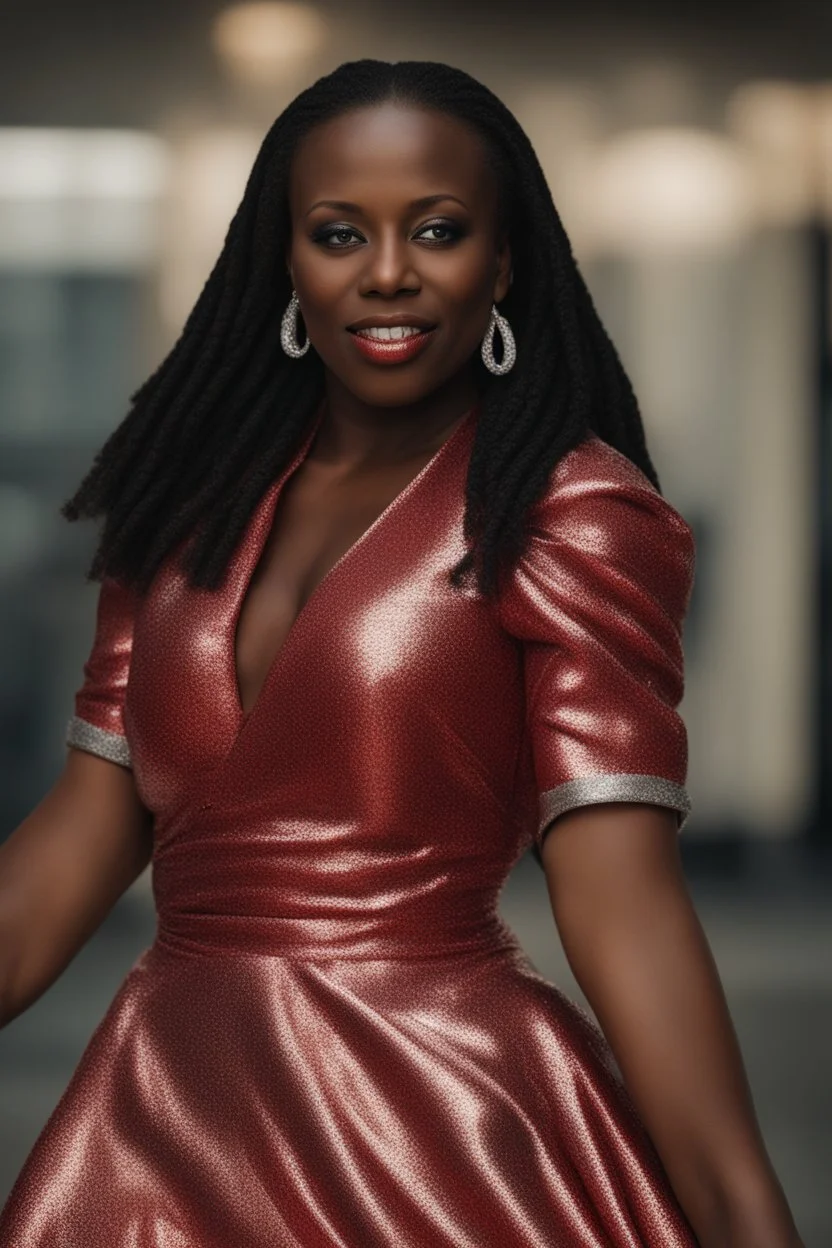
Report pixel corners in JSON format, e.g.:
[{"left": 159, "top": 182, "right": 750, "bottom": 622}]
[{"left": 357, "top": 228, "right": 420, "bottom": 299}]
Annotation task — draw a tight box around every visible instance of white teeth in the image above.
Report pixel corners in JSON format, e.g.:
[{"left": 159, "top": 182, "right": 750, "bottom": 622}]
[{"left": 355, "top": 325, "right": 424, "bottom": 341}]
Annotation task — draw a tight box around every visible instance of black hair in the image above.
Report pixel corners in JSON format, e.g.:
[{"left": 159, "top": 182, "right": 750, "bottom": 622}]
[{"left": 62, "top": 57, "right": 660, "bottom": 603}]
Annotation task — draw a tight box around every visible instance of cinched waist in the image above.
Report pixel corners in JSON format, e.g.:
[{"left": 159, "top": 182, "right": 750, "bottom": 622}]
[{"left": 154, "top": 908, "right": 520, "bottom": 962}]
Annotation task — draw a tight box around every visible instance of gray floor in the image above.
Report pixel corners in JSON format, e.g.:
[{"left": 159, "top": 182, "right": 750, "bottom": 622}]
[{"left": 1, "top": 847, "right": 829, "bottom": 1244}]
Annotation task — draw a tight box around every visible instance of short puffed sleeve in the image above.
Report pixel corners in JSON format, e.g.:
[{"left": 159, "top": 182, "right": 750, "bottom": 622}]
[
  {"left": 65, "top": 575, "right": 136, "bottom": 769},
  {"left": 497, "top": 434, "right": 695, "bottom": 849}
]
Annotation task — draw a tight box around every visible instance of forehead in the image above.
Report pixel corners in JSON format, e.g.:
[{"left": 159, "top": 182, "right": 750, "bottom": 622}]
[{"left": 289, "top": 103, "right": 496, "bottom": 209}]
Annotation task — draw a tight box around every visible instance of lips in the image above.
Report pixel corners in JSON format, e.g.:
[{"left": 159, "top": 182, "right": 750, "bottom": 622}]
[
  {"left": 347, "top": 319, "right": 437, "bottom": 365},
  {"left": 354, "top": 325, "right": 423, "bottom": 341}
]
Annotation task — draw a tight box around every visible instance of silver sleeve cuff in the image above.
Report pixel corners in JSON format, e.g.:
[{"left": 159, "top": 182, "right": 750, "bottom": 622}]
[
  {"left": 539, "top": 774, "right": 691, "bottom": 843},
  {"left": 66, "top": 716, "right": 132, "bottom": 769}
]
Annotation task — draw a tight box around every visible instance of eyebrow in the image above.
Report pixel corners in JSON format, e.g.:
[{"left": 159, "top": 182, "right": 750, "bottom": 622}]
[{"left": 304, "top": 193, "right": 470, "bottom": 218}]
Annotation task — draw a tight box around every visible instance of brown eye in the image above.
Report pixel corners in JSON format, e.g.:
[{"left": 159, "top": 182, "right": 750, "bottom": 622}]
[
  {"left": 312, "top": 224, "right": 364, "bottom": 249},
  {"left": 413, "top": 221, "right": 463, "bottom": 245}
]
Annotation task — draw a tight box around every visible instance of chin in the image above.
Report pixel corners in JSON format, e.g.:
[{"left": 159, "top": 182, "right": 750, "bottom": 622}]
[{"left": 337, "top": 368, "right": 446, "bottom": 409}]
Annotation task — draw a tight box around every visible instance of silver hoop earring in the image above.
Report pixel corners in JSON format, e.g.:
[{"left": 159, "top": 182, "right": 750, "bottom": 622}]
[
  {"left": 480, "top": 303, "right": 516, "bottom": 376},
  {"left": 280, "top": 290, "right": 310, "bottom": 358}
]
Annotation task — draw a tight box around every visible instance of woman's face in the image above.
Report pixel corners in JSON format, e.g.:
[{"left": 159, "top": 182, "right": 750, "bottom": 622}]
[{"left": 287, "top": 102, "right": 512, "bottom": 410}]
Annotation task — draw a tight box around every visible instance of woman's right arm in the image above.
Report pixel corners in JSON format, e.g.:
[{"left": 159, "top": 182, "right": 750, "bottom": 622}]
[{"left": 0, "top": 746, "right": 153, "bottom": 1029}]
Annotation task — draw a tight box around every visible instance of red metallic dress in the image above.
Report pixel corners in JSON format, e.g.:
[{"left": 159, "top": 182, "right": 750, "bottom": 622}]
[{"left": 1, "top": 405, "right": 698, "bottom": 1246}]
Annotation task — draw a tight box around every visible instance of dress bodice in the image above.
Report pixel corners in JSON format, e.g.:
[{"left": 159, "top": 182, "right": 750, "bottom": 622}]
[{"left": 66, "top": 407, "right": 694, "bottom": 961}]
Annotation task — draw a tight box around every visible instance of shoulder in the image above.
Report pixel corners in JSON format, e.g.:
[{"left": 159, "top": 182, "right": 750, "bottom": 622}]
[
  {"left": 535, "top": 432, "right": 690, "bottom": 528},
  {"left": 530, "top": 432, "right": 693, "bottom": 569},
  {"left": 501, "top": 434, "right": 695, "bottom": 634}
]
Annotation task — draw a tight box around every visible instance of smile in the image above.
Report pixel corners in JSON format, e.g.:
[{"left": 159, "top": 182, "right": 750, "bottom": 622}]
[
  {"left": 348, "top": 324, "right": 436, "bottom": 365},
  {"left": 355, "top": 325, "right": 423, "bottom": 341}
]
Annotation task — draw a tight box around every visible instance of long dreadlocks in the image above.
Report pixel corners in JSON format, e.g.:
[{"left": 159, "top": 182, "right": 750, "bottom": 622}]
[{"left": 63, "top": 58, "right": 660, "bottom": 603}]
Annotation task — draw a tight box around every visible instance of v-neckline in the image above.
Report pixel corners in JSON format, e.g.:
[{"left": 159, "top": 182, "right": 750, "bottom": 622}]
[{"left": 228, "top": 403, "right": 478, "bottom": 737}]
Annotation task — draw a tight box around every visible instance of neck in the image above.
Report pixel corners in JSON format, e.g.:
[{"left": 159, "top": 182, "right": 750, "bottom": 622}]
[{"left": 313, "top": 368, "right": 480, "bottom": 468}]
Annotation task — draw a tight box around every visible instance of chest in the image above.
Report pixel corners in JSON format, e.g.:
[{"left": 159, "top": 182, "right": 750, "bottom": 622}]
[
  {"left": 234, "top": 453, "right": 439, "bottom": 718},
  {"left": 124, "top": 436, "right": 527, "bottom": 819}
]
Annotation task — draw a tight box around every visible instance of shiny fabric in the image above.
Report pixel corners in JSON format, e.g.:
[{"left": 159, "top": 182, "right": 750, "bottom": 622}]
[{"left": 1, "top": 406, "right": 698, "bottom": 1247}]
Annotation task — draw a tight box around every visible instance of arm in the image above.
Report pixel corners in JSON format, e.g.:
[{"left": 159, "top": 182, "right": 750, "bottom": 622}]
[
  {"left": 0, "top": 746, "right": 153, "bottom": 1029},
  {"left": 542, "top": 801, "right": 803, "bottom": 1248}
]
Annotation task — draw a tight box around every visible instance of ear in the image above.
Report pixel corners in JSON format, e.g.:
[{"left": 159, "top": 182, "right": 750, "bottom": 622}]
[{"left": 493, "top": 230, "right": 512, "bottom": 304}]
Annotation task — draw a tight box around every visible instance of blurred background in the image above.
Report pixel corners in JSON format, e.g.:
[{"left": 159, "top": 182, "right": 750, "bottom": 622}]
[{"left": 0, "top": 0, "right": 830, "bottom": 1239}]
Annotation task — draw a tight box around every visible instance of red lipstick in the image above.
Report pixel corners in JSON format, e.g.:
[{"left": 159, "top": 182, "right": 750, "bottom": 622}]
[
  {"left": 346, "top": 314, "right": 437, "bottom": 367},
  {"left": 349, "top": 328, "right": 436, "bottom": 365}
]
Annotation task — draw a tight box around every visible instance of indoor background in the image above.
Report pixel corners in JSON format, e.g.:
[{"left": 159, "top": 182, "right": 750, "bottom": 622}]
[{"left": 0, "top": 0, "right": 830, "bottom": 1240}]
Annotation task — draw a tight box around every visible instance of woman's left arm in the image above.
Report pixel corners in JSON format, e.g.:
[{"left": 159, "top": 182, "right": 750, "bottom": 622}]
[{"left": 542, "top": 801, "right": 804, "bottom": 1248}]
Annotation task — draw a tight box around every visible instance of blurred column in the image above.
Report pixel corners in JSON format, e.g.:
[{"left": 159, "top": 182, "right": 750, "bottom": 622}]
[
  {"left": 818, "top": 90, "right": 832, "bottom": 844},
  {"left": 728, "top": 82, "right": 832, "bottom": 844},
  {"left": 0, "top": 128, "right": 169, "bottom": 828},
  {"left": 566, "top": 120, "right": 815, "bottom": 839}
]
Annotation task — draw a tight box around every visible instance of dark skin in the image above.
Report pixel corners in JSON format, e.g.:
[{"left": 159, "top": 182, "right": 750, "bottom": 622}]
[
  {"left": 234, "top": 103, "right": 511, "bottom": 714},
  {"left": 0, "top": 103, "right": 802, "bottom": 1247}
]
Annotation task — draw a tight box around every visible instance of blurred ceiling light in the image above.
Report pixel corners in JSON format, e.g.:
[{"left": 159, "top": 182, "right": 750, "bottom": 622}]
[
  {"left": 588, "top": 127, "right": 754, "bottom": 256},
  {"left": 726, "top": 81, "right": 821, "bottom": 227},
  {"left": 212, "top": 3, "right": 327, "bottom": 84},
  {"left": 0, "top": 129, "right": 170, "bottom": 200}
]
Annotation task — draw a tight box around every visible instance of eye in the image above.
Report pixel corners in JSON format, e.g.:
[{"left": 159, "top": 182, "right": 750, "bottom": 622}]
[
  {"left": 312, "top": 224, "right": 365, "bottom": 249},
  {"left": 413, "top": 220, "right": 464, "bottom": 245}
]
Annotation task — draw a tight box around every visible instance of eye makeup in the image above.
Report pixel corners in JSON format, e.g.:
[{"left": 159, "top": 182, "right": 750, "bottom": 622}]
[{"left": 309, "top": 217, "right": 468, "bottom": 249}]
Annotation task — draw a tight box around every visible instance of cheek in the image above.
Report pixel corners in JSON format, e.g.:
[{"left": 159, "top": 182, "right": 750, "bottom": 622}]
[
  {"left": 289, "top": 241, "right": 356, "bottom": 314},
  {"left": 288, "top": 236, "right": 497, "bottom": 349},
  {"left": 424, "top": 245, "right": 496, "bottom": 307},
  {"left": 426, "top": 251, "right": 496, "bottom": 356}
]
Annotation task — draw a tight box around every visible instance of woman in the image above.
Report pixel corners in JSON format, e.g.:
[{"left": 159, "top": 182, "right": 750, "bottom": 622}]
[{"left": 0, "top": 59, "right": 802, "bottom": 1247}]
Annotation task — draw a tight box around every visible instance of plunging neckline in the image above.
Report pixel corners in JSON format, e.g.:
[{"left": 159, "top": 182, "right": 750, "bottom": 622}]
[{"left": 229, "top": 403, "right": 478, "bottom": 735}]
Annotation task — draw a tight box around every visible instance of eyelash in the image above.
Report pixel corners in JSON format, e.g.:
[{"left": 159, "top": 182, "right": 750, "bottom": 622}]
[{"left": 311, "top": 220, "right": 464, "bottom": 249}]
